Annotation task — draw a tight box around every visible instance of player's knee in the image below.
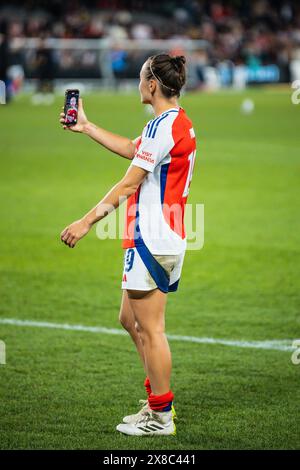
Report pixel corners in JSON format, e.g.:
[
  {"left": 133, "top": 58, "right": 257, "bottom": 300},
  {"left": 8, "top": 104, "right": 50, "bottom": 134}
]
[
  {"left": 138, "top": 325, "right": 165, "bottom": 343},
  {"left": 119, "top": 312, "right": 135, "bottom": 333}
]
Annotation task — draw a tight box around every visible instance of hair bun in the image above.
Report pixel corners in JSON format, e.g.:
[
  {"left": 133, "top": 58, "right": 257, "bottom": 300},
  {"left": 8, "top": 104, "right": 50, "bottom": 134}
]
[{"left": 171, "top": 55, "right": 186, "bottom": 72}]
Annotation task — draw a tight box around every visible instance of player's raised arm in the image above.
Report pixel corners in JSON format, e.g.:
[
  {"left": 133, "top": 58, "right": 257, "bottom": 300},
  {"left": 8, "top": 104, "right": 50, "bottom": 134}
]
[{"left": 59, "top": 98, "right": 138, "bottom": 160}]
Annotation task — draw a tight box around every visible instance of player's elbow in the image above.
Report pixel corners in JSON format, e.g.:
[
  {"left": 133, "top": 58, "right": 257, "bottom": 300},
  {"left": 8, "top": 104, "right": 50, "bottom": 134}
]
[
  {"left": 118, "top": 166, "right": 147, "bottom": 197},
  {"left": 127, "top": 141, "right": 136, "bottom": 160},
  {"left": 119, "top": 179, "right": 140, "bottom": 196}
]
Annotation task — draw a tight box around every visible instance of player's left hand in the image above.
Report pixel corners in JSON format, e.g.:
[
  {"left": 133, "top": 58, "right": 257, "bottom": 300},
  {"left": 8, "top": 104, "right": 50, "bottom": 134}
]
[{"left": 60, "top": 218, "right": 92, "bottom": 248}]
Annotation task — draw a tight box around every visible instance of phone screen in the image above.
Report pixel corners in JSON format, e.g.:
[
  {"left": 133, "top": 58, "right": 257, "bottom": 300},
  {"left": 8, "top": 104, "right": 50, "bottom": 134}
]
[{"left": 64, "top": 89, "right": 79, "bottom": 126}]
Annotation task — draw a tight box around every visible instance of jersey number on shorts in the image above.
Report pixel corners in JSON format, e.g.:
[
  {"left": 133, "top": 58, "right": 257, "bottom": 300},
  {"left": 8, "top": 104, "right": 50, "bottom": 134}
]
[{"left": 125, "top": 248, "right": 135, "bottom": 272}]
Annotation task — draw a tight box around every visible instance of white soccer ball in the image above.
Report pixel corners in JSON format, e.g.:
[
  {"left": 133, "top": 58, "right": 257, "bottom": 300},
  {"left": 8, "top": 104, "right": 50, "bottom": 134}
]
[{"left": 241, "top": 98, "right": 255, "bottom": 114}]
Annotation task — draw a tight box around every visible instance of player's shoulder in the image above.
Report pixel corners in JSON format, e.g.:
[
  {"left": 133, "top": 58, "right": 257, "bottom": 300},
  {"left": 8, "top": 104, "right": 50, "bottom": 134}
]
[
  {"left": 143, "top": 108, "right": 180, "bottom": 140},
  {"left": 175, "top": 107, "right": 193, "bottom": 129},
  {"left": 172, "top": 107, "right": 195, "bottom": 141}
]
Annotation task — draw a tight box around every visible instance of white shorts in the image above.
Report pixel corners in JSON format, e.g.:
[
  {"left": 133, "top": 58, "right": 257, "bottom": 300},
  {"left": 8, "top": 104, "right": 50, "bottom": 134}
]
[{"left": 121, "top": 246, "right": 185, "bottom": 293}]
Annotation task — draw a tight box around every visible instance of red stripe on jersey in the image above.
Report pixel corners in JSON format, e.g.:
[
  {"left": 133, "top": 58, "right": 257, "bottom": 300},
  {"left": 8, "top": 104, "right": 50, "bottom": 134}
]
[
  {"left": 162, "top": 109, "right": 196, "bottom": 238},
  {"left": 122, "top": 137, "right": 142, "bottom": 249},
  {"left": 122, "top": 188, "right": 140, "bottom": 249}
]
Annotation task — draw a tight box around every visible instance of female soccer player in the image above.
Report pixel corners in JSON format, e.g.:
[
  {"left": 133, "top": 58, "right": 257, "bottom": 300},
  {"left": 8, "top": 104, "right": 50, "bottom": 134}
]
[{"left": 59, "top": 53, "right": 196, "bottom": 436}]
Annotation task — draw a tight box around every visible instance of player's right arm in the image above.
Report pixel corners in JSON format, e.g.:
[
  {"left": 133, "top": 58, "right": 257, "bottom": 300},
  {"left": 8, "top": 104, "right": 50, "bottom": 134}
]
[{"left": 59, "top": 99, "right": 137, "bottom": 160}]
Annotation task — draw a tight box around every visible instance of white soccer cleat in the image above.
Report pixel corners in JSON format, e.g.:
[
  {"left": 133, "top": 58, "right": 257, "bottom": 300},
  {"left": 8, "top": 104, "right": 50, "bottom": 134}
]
[
  {"left": 123, "top": 400, "right": 177, "bottom": 424},
  {"left": 117, "top": 409, "right": 176, "bottom": 436},
  {"left": 123, "top": 400, "right": 150, "bottom": 424}
]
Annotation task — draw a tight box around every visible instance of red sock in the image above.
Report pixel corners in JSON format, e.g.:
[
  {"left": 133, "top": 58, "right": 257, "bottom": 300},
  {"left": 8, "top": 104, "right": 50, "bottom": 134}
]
[
  {"left": 144, "top": 377, "right": 152, "bottom": 397},
  {"left": 148, "top": 390, "right": 174, "bottom": 412}
]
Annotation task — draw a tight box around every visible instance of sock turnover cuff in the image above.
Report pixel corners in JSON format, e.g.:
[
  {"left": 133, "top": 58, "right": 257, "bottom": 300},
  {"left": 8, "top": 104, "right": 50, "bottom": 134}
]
[{"left": 148, "top": 390, "right": 174, "bottom": 411}]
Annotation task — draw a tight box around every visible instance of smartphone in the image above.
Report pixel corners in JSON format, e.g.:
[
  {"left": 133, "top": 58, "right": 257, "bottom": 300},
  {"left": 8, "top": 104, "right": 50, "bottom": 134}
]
[{"left": 64, "top": 89, "right": 79, "bottom": 126}]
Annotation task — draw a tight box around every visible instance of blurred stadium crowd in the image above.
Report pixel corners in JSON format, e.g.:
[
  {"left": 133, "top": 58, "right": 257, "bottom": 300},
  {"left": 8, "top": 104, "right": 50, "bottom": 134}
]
[{"left": 1, "top": 0, "right": 300, "bottom": 97}]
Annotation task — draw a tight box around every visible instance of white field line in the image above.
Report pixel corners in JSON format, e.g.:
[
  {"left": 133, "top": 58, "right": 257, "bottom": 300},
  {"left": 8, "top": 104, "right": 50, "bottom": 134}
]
[{"left": 0, "top": 317, "right": 295, "bottom": 352}]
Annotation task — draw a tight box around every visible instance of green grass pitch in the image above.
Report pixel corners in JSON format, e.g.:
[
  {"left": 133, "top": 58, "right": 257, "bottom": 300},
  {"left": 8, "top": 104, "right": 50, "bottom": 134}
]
[{"left": 0, "top": 89, "right": 299, "bottom": 450}]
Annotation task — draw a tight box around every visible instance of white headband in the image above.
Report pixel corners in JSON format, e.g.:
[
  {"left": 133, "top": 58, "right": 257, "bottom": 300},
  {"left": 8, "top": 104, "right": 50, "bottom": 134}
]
[{"left": 149, "top": 60, "right": 176, "bottom": 92}]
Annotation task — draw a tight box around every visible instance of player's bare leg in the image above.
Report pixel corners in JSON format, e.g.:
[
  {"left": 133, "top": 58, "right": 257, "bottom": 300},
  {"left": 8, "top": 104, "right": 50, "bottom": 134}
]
[
  {"left": 126, "top": 288, "right": 171, "bottom": 395},
  {"left": 117, "top": 288, "right": 175, "bottom": 436},
  {"left": 119, "top": 290, "right": 146, "bottom": 369},
  {"left": 119, "top": 290, "right": 154, "bottom": 424}
]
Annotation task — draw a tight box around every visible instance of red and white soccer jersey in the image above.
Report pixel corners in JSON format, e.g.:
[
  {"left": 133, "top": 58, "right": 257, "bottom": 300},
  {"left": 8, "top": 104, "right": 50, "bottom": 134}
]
[{"left": 123, "top": 107, "right": 196, "bottom": 256}]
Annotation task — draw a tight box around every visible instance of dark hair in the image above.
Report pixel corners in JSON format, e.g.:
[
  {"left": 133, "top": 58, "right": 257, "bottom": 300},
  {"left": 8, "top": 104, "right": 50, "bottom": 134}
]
[{"left": 145, "top": 53, "right": 186, "bottom": 98}]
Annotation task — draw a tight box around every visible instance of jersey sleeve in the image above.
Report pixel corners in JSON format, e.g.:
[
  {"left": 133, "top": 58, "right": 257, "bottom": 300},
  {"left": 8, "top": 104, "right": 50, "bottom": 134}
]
[
  {"left": 132, "top": 136, "right": 141, "bottom": 146},
  {"left": 131, "top": 118, "right": 175, "bottom": 172}
]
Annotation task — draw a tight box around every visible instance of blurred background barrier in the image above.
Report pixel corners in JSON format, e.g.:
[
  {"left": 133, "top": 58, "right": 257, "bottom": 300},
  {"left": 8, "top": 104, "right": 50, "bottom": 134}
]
[{"left": 1, "top": 0, "right": 300, "bottom": 99}]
